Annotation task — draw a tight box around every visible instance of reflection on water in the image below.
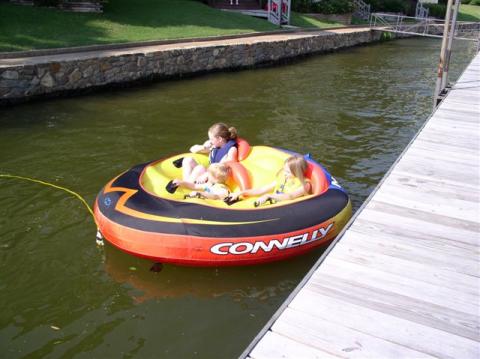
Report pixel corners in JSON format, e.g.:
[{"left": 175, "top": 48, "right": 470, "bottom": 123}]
[
  {"left": 103, "top": 243, "right": 323, "bottom": 304},
  {"left": 0, "top": 38, "right": 476, "bottom": 358}
]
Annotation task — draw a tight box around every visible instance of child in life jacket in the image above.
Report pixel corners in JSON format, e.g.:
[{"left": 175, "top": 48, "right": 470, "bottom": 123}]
[
  {"left": 172, "top": 122, "right": 238, "bottom": 184},
  {"left": 170, "top": 163, "right": 230, "bottom": 200},
  {"left": 227, "top": 155, "right": 311, "bottom": 207}
]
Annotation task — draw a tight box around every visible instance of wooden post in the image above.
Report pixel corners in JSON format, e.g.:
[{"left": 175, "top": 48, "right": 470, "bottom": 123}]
[
  {"left": 442, "top": 0, "right": 461, "bottom": 90},
  {"left": 433, "top": 0, "right": 454, "bottom": 108}
]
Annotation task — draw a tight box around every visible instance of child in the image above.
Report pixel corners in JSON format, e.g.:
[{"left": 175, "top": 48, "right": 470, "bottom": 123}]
[
  {"left": 227, "top": 156, "right": 311, "bottom": 207},
  {"left": 173, "top": 123, "right": 238, "bottom": 184},
  {"left": 169, "top": 163, "right": 230, "bottom": 200}
]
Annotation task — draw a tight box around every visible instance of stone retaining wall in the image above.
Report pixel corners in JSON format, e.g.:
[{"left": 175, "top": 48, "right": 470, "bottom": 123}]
[{"left": 0, "top": 29, "right": 382, "bottom": 105}]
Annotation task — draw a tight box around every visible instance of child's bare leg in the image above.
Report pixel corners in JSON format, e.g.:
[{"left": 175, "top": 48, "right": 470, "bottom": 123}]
[
  {"left": 188, "top": 165, "right": 207, "bottom": 183},
  {"left": 182, "top": 157, "right": 198, "bottom": 180}
]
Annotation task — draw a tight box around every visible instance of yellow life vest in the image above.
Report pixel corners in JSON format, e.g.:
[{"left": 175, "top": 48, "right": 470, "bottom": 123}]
[{"left": 274, "top": 175, "right": 304, "bottom": 194}]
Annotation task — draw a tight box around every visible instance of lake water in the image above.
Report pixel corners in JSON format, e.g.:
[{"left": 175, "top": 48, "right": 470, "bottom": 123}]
[{"left": 0, "top": 38, "right": 476, "bottom": 358}]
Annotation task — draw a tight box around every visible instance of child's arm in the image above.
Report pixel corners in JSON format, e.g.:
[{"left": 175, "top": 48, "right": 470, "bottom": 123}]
[
  {"left": 190, "top": 140, "right": 212, "bottom": 154},
  {"left": 190, "top": 191, "right": 224, "bottom": 200},
  {"left": 173, "top": 179, "right": 206, "bottom": 191},
  {"left": 220, "top": 146, "right": 238, "bottom": 163},
  {"left": 228, "top": 181, "right": 276, "bottom": 201},
  {"left": 190, "top": 185, "right": 229, "bottom": 200},
  {"left": 267, "top": 183, "right": 310, "bottom": 202}
]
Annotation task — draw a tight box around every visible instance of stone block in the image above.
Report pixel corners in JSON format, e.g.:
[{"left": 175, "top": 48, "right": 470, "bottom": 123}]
[
  {"left": 1, "top": 70, "right": 19, "bottom": 80},
  {"left": 82, "top": 66, "right": 94, "bottom": 78},
  {"left": 21, "top": 67, "right": 35, "bottom": 76},
  {"left": 49, "top": 62, "right": 62, "bottom": 73},
  {"left": 0, "top": 79, "right": 17, "bottom": 88},
  {"left": 69, "top": 68, "right": 82, "bottom": 83},
  {"left": 137, "top": 56, "right": 147, "bottom": 67},
  {"left": 100, "top": 62, "right": 112, "bottom": 71},
  {"left": 40, "top": 72, "right": 55, "bottom": 88},
  {"left": 0, "top": 87, "right": 10, "bottom": 97},
  {"left": 36, "top": 67, "right": 47, "bottom": 78}
]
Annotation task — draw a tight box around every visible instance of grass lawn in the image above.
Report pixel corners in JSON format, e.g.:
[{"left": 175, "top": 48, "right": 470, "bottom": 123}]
[
  {"left": 290, "top": 12, "right": 344, "bottom": 29},
  {"left": 0, "top": 0, "right": 279, "bottom": 52},
  {"left": 458, "top": 4, "right": 480, "bottom": 22},
  {"left": 0, "top": 0, "right": 342, "bottom": 53}
]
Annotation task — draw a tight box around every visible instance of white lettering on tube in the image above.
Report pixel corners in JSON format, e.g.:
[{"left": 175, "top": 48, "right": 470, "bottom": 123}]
[{"left": 210, "top": 223, "right": 334, "bottom": 255}]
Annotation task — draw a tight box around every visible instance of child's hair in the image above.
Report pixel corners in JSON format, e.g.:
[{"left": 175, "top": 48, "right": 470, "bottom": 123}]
[
  {"left": 209, "top": 122, "right": 238, "bottom": 141},
  {"left": 285, "top": 156, "right": 308, "bottom": 186},
  {"left": 208, "top": 163, "right": 229, "bottom": 184}
]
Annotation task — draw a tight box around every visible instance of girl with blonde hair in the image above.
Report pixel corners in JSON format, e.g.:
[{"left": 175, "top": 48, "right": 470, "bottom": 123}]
[
  {"left": 172, "top": 163, "right": 231, "bottom": 200},
  {"left": 227, "top": 155, "right": 311, "bottom": 207}
]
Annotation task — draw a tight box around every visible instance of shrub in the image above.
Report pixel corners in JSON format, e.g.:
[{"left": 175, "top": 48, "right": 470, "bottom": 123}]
[
  {"left": 292, "top": 0, "right": 314, "bottom": 12},
  {"left": 382, "top": 0, "right": 407, "bottom": 13},
  {"left": 292, "top": 0, "right": 355, "bottom": 14},
  {"left": 425, "top": 3, "right": 447, "bottom": 18},
  {"left": 312, "top": 0, "right": 355, "bottom": 14},
  {"left": 33, "top": 0, "right": 105, "bottom": 5},
  {"left": 363, "top": 0, "right": 412, "bottom": 13},
  {"left": 33, "top": 0, "right": 62, "bottom": 5}
]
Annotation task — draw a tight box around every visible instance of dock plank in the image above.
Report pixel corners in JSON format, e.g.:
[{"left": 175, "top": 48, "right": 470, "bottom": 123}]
[
  {"left": 346, "top": 226, "right": 480, "bottom": 275},
  {"left": 380, "top": 176, "right": 479, "bottom": 203},
  {"left": 434, "top": 104, "right": 480, "bottom": 121},
  {"left": 409, "top": 138, "right": 480, "bottom": 157},
  {"left": 289, "top": 288, "right": 480, "bottom": 359},
  {"left": 352, "top": 202, "right": 480, "bottom": 246},
  {"left": 385, "top": 172, "right": 479, "bottom": 201},
  {"left": 272, "top": 308, "right": 436, "bottom": 358},
  {"left": 371, "top": 188, "right": 479, "bottom": 222},
  {"left": 249, "top": 331, "right": 342, "bottom": 359},
  {"left": 307, "top": 273, "right": 480, "bottom": 342},
  {"left": 330, "top": 236, "right": 479, "bottom": 294},
  {"left": 404, "top": 142, "right": 480, "bottom": 166},
  {"left": 317, "top": 257, "right": 479, "bottom": 314}
]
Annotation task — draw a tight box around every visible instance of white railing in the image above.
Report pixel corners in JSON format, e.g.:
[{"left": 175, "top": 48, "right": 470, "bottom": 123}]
[
  {"left": 415, "top": 1, "right": 429, "bottom": 19},
  {"left": 353, "top": 0, "right": 371, "bottom": 20}
]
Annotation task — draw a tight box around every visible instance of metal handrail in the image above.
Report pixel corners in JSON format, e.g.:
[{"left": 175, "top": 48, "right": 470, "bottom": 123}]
[{"left": 370, "top": 12, "right": 480, "bottom": 42}]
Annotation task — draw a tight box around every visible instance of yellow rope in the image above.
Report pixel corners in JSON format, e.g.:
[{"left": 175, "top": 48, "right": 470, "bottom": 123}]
[{"left": 0, "top": 173, "right": 96, "bottom": 224}]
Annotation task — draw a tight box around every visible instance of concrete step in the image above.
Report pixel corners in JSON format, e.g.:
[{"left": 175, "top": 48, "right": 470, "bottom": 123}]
[
  {"left": 58, "top": 1, "right": 103, "bottom": 13},
  {"left": 212, "top": 0, "right": 262, "bottom": 11}
]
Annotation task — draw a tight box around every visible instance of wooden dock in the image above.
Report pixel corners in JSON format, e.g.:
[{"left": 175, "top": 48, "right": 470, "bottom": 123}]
[{"left": 242, "top": 52, "right": 480, "bottom": 358}]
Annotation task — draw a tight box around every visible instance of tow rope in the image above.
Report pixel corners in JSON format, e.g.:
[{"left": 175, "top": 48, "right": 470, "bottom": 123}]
[{"left": 0, "top": 174, "right": 103, "bottom": 244}]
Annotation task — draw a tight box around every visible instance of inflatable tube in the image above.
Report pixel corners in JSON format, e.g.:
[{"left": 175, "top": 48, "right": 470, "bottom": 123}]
[{"left": 94, "top": 146, "right": 352, "bottom": 266}]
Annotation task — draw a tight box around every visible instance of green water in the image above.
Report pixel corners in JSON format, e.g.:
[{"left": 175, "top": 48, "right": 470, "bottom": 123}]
[{"left": 0, "top": 38, "right": 476, "bottom": 358}]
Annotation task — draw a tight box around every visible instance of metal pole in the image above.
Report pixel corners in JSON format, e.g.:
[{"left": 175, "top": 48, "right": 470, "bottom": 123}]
[
  {"left": 433, "top": 0, "right": 454, "bottom": 108},
  {"left": 442, "top": 0, "right": 460, "bottom": 90}
]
